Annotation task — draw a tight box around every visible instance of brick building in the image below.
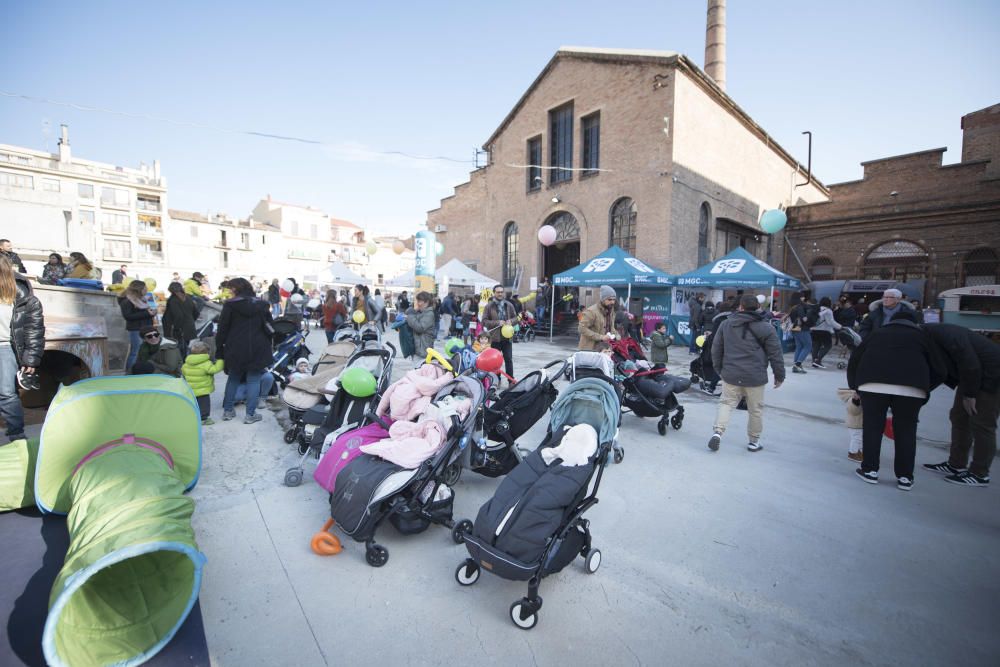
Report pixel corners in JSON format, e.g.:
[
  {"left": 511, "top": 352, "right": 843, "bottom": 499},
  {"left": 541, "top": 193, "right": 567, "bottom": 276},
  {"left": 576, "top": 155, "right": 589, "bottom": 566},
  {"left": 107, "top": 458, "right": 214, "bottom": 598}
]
[
  {"left": 780, "top": 104, "right": 1000, "bottom": 303},
  {"left": 426, "top": 47, "right": 828, "bottom": 297}
]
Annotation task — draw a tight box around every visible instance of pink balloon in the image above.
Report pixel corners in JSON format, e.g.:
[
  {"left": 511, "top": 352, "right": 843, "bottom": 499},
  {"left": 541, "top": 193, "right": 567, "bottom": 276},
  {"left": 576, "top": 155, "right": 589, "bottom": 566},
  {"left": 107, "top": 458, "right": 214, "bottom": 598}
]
[{"left": 537, "top": 225, "right": 557, "bottom": 247}]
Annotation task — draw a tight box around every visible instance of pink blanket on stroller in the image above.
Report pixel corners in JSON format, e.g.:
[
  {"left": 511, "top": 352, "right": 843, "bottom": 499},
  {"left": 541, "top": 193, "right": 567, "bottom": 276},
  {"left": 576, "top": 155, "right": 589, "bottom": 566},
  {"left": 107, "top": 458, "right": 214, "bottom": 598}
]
[
  {"left": 375, "top": 364, "right": 453, "bottom": 422},
  {"left": 362, "top": 397, "right": 472, "bottom": 469},
  {"left": 313, "top": 420, "right": 394, "bottom": 493}
]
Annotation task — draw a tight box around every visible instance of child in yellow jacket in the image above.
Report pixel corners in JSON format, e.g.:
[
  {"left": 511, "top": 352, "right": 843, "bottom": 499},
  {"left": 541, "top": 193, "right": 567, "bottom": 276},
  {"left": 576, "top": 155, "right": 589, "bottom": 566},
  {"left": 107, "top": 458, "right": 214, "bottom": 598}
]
[{"left": 182, "top": 340, "right": 225, "bottom": 425}]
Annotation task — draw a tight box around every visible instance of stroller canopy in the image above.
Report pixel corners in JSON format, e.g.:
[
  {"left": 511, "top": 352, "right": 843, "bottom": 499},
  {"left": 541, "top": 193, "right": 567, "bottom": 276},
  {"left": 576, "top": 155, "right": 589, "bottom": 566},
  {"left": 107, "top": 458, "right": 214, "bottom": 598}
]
[{"left": 549, "top": 378, "right": 620, "bottom": 447}]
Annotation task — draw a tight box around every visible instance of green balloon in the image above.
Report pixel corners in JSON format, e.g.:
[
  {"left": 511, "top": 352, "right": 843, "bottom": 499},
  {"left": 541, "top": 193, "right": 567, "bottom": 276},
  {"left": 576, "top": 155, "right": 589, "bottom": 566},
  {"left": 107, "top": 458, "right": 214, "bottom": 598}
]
[
  {"left": 340, "top": 367, "right": 377, "bottom": 398},
  {"left": 444, "top": 337, "right": 464, "bottom": 356}
]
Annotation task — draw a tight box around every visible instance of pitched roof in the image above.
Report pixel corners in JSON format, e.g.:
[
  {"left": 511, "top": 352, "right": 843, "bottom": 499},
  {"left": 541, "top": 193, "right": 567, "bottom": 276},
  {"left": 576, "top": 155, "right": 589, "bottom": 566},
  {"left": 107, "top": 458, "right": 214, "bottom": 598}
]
[
  {"left": 482, "top": 46, "right": 828, "bottom": 194},
  {"left": 329, "top": 217, "right": 361, "bottom": 229},
  {"left": 168, "top": 209, "right": 209, "bottom": 223}
]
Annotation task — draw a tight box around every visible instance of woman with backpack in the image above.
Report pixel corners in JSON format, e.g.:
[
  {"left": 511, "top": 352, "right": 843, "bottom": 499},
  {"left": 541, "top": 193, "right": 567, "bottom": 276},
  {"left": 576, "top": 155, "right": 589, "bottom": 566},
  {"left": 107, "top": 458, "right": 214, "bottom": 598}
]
[{"left": 786, "top": 294, "right": 818, "bottom": 374}]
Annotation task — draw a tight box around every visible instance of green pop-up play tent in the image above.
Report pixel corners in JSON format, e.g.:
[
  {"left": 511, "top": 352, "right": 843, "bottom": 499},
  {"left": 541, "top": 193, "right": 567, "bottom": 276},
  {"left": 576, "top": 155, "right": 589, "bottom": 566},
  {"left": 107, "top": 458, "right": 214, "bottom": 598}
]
[{"left": 33, "top": 375, "right": 205, "bottom": 667}]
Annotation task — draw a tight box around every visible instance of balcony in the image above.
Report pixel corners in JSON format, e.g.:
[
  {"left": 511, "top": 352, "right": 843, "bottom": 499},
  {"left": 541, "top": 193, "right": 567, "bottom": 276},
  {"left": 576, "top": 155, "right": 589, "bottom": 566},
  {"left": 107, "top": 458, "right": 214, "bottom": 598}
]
[
  {"left": 136, "top": 199, "right": 161, "bottom": 213},
  {"left": 101, "top": 223, "right": 132, "bottom": 236},
  {"left": 137, "top": 223, "right": 162, "bottom": 238},
  {"left": 137, "top": 250, "right": 164, "bottom": 262}
]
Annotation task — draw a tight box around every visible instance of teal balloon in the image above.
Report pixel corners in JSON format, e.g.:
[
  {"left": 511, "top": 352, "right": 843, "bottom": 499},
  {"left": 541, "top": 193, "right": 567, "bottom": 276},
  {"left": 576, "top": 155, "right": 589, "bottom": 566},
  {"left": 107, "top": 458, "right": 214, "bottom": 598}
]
[
  {"left": 760, "top": 209, "right": 787, "bottom": 234},
  {"left": 340, "top": 367, "right": 376, "bottom": 398},
  {"left": 444, "top": 337, "right": 464, "bottom": 356},
  {"left": 435, "top": 242, "right": 444, "bottom": 256}
]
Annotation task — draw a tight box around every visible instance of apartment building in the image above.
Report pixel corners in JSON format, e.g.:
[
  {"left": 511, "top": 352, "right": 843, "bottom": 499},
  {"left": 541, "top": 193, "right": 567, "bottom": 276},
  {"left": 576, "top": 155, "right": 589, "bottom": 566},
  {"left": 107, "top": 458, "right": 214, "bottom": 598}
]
[{"left": 0, "top": 125, "right": 167, "bottom": 278}]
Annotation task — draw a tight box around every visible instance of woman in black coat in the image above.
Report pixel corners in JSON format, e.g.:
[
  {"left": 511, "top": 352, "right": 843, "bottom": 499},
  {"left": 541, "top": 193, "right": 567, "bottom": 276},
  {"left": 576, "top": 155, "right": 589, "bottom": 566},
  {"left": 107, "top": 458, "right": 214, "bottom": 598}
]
[
  {"left": 118, "top": 280, "right": 155, "bottom": 371},
  {"left": 162, "top": 282, "right": 198, "bottom": 353},
  {"left": 216, "top": 277, "right": 274, "bottom": 424},
  {"left": 847, "top": 310, "right": 945, "bottom": 490},
  {"left": 1, "top": 257, "right": 45, "bottom": 441}
]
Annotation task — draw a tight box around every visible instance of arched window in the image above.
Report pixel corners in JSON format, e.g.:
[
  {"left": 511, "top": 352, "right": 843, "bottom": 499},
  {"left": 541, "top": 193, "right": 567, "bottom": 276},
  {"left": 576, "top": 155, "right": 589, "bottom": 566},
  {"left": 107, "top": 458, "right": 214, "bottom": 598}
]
[
  {"left": 698, "top": 202, "right": 712, "bottom": 264},
  {"left": 502, "top": 221, "right": 519, "bottom": 287},
  {"left": 810, "top": 257, "right": 835, "bottom": 279},
  {"left": 863, "top": 240, "right": 928, "bottom": 282},
  {"left": 962, "top": 247, "right": 999, "bottom": 286},
  {"left": 609, "top": 197, "right": 637, "bottom": 255}
]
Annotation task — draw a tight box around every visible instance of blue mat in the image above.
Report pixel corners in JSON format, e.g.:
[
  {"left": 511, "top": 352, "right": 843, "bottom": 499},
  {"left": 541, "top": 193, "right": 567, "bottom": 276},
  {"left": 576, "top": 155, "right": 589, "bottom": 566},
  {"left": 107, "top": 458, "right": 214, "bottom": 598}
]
[{"left": 0, "top": 508, "right": 210, "bottom": 666}]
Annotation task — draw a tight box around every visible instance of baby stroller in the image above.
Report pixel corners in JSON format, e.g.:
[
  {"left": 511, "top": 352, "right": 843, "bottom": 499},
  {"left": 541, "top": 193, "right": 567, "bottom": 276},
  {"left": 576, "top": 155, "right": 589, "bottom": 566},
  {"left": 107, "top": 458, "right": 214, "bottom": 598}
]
[
  {"left": 689, "top": 334, "right": 720, "bottom": 396},
  {"left": 268, "top": 319, "right": 310, "bottom": 387},
  {"left": 835, "top": 327, "right": 862, "bottom": 370},
  {"left": 320, "top": 375, "right": 487, "bottom": 566},
  {"left": 283, "top": 341, "right": 396, "bottom": 487},
  {"left": 609, "top": 336, "right": 645, "bottom": 363},
  {"left": 281, "top": 339, "right": 358, "bottom": 447},
  {"left": 513, "top": 312, "right": 537, "bottom": 343},
  {"left": 479, "top": 359, "right": 563, "bottom": 475},
  {"left": 619, "top": 364, "right": 689, "bottom": 436},
  {"left": 454, "top": 376, "right": 619, "bottom": 629},
  {"left": 564, "top": 351, "right": 624, "bottom": 462}
]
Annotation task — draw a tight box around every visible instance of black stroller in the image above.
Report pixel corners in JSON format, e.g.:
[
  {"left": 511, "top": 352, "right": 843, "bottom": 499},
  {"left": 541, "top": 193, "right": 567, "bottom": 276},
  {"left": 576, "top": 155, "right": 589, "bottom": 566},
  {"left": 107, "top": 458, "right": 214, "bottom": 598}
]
[
  {"left": 689, "top": 334, "right": 720, "bottom": 395},
  {"left": 619, "top": 365, "right": 689, "bottom": 436},
  {"left": 835, "top": 327, "right": 862, "bottom": 369},
  {"left": 454, "top": 376, "right": 620, "bottom": 629},
  {"left": 324, "top": 375, "right": 487, "bottom": 567}
]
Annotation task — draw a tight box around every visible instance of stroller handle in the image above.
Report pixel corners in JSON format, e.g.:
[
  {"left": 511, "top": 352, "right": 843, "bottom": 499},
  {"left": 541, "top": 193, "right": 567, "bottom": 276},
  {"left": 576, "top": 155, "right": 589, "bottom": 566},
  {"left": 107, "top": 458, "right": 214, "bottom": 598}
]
[{"left": 365, "top": 410, "right": 391, "bottom": 431}]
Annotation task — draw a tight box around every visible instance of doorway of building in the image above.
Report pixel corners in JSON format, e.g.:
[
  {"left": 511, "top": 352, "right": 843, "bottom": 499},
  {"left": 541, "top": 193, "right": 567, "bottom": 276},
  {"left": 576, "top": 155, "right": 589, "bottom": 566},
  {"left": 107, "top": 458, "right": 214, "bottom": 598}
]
[{"left": 540, "top": 211, "right": 581, "bottom": 281}]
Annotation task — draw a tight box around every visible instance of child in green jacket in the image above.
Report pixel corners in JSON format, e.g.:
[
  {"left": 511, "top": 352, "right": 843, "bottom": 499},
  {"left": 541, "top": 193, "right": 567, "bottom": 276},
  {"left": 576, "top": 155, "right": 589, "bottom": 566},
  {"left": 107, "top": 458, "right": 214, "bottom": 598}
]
[
  {"left": 650, "top": 322, "right": 673, "bottom": 368},
  {"left": 182, "top": 340, "right": 225, "bottom": 425}
]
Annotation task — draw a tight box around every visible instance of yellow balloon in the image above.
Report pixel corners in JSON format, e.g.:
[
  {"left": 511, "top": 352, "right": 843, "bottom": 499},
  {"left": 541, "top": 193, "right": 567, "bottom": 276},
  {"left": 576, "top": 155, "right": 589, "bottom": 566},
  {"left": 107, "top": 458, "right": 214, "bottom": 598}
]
[
  {"left": 365, "top": 241, "right": 378, "bottom": 255},
  {"left": 501, "top": 324, "right": 515, "bottom": 339},
  {"left": 144, "top": 277, "right": 157, "bottom": 292},
  {"left": 696, "top": 335, "right": 706, "bottom": 348},
  {"left": 352, "top": 310, "right": 366, "bottom": 324}
]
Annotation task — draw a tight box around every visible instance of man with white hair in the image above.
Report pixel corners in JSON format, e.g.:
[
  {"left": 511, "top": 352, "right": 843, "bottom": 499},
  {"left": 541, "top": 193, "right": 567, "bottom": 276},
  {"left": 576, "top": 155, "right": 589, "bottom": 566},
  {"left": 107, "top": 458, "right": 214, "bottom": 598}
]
[{"left": 859, "top": 288, "right": 916, "bottom": 340}]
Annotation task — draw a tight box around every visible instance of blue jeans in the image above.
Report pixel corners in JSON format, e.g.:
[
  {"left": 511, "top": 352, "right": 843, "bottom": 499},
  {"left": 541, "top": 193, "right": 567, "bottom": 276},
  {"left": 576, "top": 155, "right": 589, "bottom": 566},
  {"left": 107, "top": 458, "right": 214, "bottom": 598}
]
[
  {"left": 270, "top": 303, "right": 281, "bottom": 317},
  {"left": 792, "top": 330, "right": 813, "bottom": 365},
  {"left": 688, "top": 326, "right": 701, "bottom": 353},
  {"left": 223, "top": 370, "right": 263, "bottom": 417},
  {"left": 234, "top": 372, "right": 274, "bottom": 403},
  {"left": 126, "top": 330, "right": 142, "bottom": 371},
  {"left": 0, "top": 344, "right": 25, "bottom": 439}
]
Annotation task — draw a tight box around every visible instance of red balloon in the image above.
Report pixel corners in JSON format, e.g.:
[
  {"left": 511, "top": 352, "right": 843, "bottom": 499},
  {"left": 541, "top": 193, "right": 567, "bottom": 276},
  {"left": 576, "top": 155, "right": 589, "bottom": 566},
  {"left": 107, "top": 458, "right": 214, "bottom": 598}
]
[
  {"left": 476, "top": 348, "right": 504, "bottom": 374},
  {"left": 883, "top": 416, "right": 894, "bottom": 440},
  {"left": 279, "top": 289, "right": 290, "bottom": 298}
]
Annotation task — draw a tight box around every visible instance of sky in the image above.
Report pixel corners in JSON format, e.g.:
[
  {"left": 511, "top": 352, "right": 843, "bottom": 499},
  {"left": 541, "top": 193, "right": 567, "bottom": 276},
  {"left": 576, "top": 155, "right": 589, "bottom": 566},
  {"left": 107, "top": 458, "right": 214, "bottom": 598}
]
[{"left": 2, "top": 1, "right": 998, "bottom": 238}]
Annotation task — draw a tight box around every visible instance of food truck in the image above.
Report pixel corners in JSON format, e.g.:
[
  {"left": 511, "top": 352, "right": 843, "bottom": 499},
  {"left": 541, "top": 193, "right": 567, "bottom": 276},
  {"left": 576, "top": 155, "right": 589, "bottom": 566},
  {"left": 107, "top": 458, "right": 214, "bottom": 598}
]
[{"left": 938, "top": 285, "right": 1000, "bottom": 340}]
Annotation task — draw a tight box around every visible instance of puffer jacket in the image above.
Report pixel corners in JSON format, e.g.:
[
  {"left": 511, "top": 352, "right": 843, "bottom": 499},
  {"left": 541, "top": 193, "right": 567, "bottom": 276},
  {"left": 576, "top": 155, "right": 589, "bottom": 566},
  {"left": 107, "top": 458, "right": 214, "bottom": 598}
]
[
  {"left": 181, "top": 353, "right": 225, "bottom": 396},
  {"left": 711, "top": 311, "right": 785, "bottom": 387},
  {"left": 183, "top": 278, "right": 204, "bottom": 298},
  {"left": 848, "top": 319, "right": 944, "bottom": 396},
  {"left": 859, "top": 299, "right": 917, "bottom": 339},
  {"left": 649, "top": 330, "right": 671, "bottom": 363},
  {"left": 7, "top": 275, "right": 45, "bottom": 368},
  {"left": 136, "top": 339, "right": 183, "bottom": 377},
  {"left": 215, "top": 296, "right": 274, "bottom": 376},
  {"left": 577, "top": 302, "right": 614, "bottom": 351},
  {"left": 405, "top": 306, "right": 436, "bottom": 358},
  {"left": 924, "top": 323, "right": 1000, "bottom": 396}
]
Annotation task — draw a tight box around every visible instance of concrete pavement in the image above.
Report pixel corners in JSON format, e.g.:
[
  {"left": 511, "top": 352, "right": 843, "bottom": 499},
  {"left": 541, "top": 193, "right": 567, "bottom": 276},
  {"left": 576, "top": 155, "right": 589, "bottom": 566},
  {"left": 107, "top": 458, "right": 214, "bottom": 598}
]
[{"left": 187, "top": 329, "right": 999, "bottom": 666}]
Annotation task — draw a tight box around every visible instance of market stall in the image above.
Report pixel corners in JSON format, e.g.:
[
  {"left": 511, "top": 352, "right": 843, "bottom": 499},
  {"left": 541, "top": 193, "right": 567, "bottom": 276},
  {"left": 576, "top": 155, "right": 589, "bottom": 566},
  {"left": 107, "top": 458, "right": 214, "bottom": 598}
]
[{"left": 550, "top": 245, "right": 674, "bottom": 341}]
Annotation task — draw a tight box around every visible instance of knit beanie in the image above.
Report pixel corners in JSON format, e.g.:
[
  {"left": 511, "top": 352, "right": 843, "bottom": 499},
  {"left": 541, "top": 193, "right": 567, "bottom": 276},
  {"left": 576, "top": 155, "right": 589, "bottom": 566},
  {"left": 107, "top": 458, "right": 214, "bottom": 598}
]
[{"left": 600, "top": 285, "right": 616, "bottom": 300}]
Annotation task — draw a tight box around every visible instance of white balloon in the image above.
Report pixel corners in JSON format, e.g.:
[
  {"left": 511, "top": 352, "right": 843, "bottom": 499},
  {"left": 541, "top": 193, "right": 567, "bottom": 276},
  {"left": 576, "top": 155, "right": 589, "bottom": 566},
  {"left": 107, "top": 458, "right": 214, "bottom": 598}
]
[{"left": 537, "top": 225, "right": 557, "bottom": 247}]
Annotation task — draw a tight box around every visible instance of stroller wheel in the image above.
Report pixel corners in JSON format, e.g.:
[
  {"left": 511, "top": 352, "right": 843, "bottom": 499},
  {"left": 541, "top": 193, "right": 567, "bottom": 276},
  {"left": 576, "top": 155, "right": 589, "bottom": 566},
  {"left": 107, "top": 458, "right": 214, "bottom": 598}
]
[
  {"left": 455, "top": 559, "right": 480, "bottom": 586},
  {"left": 509, "top": 600, "right": 539, "bottom": 630},
  {"left": 283, "top": 427, "right": 299, "bottom": 444},
  {"left": 657, "top": 419, "right": 667, "bottom": 436},
  {"left": 585, "top": 549, "right": 602, "bottom": 574},
  {"left": 613, "top": 447, "right": 624, "bottom": 464},
  {"left": 365, "top": 544, "right": 389, "bottom": 567},
  {"left": 671, "top": 414, "right": 683, "bottom": 430},
  {"left": 837, "top": 361, "right": 847, "bottom": 370},
  {"left": 284, "top": 468, "right": 303, "bottom": 487},
  {"left": 442, "top": 462, "right": 462, "bottom": 487},
  {"left": 452, "top": 519, "right": 474, "bottom": 544}
]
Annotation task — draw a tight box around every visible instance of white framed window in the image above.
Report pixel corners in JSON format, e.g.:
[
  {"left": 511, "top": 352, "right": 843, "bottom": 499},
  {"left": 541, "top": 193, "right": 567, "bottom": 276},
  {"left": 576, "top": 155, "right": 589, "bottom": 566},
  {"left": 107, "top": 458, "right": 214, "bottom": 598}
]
[
  {"left": 42, "top": 178, "right": 61, "bottom": 192},
  {"left": 79, "top": 209, "right": 95, "bottom": 226},
  {"left": 0, "top": 171, "right": 33, "bottom": 188},
  {"left": 101, "top": 186, "right": 130, "bottom": 208},
  {"left": 310, "top": 224, "right": 318, "bottom": 239},
  {"left": 190, "top": 225, "right": 199, "bottom": 238},
  {"left": 100, "top": 211, "right": 131, "bottom": 234},
  {"left": 78, "top": 183, "right": 94, "bottom": 198},
  {"left": 103, "top": 239, "right": 132, "bottom": 259}
]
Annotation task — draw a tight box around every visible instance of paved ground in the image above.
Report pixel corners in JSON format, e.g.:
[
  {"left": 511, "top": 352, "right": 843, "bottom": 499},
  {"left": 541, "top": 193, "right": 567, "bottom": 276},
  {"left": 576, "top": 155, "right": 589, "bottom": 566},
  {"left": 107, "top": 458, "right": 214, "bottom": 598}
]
[{"left": 30, "top": 329, "right": 999, "bottom": 666}]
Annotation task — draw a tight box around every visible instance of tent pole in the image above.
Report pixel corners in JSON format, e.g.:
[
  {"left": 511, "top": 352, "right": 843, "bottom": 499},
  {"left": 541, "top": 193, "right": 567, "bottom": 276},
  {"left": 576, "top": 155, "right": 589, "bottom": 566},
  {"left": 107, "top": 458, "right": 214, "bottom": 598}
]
[{"left": 549, "top": 286, "right": 555, "bottom": 343}]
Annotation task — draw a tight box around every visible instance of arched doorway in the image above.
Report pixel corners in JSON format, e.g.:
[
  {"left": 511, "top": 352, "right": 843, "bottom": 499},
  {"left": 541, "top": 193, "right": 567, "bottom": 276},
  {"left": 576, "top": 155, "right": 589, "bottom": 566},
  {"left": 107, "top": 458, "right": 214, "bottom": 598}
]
[{"left": 541, "top": 211, "right": 580, "bottom": 280}]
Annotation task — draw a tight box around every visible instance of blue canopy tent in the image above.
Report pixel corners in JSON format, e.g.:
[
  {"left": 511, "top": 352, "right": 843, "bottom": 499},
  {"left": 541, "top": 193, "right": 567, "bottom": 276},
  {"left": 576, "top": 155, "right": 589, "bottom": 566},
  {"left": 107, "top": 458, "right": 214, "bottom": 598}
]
[
  {"left": 550, "top": 245, "right": 674, "bottom": 341},
  {"left": 670, "top": 247, "right": 801, "bottom": 345}
]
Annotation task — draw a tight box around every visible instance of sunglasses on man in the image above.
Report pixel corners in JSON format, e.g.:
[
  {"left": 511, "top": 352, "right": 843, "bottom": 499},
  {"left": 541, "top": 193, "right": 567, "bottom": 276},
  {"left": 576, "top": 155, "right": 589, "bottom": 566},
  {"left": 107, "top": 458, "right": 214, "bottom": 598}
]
[{"left": 143, "top": 332, "right": 161, "bottom": 340}]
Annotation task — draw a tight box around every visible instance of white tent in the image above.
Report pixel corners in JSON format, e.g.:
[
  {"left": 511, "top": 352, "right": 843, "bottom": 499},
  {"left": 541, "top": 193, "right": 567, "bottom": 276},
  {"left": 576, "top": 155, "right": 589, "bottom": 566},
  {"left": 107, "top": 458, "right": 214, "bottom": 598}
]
[
  {"left": 385, "top": 269, "right": 416, "bottom": 288},
  {"left": 435, "top": 258, "right": 498, "bottom": 289},
  {"left": 303, "top": 261, "right": 367, "bottom": 287}
]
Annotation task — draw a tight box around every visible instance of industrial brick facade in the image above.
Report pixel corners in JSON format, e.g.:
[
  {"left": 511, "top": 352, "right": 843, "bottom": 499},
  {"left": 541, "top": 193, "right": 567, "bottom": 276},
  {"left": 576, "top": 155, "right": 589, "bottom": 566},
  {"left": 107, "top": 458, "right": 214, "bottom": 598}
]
[
  {"left": 426, "top": 47, "right": 827, "bottom": 298},
  {"left": 779, "top": 104, "right": 1000, "bottom": 302}
]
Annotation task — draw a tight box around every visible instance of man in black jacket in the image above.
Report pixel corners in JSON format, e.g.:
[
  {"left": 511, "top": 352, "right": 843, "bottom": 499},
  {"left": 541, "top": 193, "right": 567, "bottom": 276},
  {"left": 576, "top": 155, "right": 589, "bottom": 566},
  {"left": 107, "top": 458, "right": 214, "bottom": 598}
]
[
  {"left": 0, "top": 239, "right": 27, "bottom": 274},
  {"left": 922, "top": 323, "right": 1000, "bottom": 486}
]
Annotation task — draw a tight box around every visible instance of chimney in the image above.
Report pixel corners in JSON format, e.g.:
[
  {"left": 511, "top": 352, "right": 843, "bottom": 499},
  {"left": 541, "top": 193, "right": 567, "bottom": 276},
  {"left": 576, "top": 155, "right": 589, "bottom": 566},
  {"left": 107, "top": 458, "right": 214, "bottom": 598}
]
[
  {"left": 152, "top": 159, "right": 161, "bottom": 183},
  {"left": 705, "top": 0, "right": 727, "bottom": 92},
  {"left": 58, "top": 124, "right": 71, "bottom": 163}
]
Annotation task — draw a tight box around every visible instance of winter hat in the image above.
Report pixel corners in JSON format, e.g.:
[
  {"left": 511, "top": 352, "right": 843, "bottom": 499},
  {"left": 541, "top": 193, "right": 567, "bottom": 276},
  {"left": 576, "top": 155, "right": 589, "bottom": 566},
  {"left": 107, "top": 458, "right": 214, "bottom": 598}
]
[
  {"left": 600, "top": 285, "right": 616, "bottom": 301},
  {"left": 139, "top": 325, "right": 159, "bottom": 337},
  {"left": 295, "top": 358, "right": 311, "bottom": 371}
]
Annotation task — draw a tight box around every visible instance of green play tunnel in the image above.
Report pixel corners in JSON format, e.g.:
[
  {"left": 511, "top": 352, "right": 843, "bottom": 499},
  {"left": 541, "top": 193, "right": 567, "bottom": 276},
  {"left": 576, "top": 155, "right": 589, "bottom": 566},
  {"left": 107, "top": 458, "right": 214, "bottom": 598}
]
[{"left": 34, "top": 376, "right": 205, "bottom": 667}]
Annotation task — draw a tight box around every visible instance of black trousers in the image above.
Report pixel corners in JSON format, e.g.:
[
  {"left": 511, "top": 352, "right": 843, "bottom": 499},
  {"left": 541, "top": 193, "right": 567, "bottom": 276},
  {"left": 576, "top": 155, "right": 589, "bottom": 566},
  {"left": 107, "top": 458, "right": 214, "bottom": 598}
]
[
  {"left": 196, "top": 394, "right": 211, "bottom": 421},
  {"left": 491, "top": 339, "right": 514, "bottom": 378},
  {"left": 860, "top": 391, "right": 925, "bottom": 479},
  {"left": 811, "top": 330, "right": 833, "bottom": 363}
]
